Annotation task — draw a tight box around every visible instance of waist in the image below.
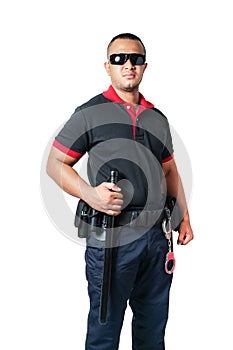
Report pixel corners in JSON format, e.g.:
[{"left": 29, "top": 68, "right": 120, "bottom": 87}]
[
  {"left": 86, "top": 208, "right": 165, "bottom": 246},
  {"left": 114, "top": 208, "right": 164, "bottom": 228}
]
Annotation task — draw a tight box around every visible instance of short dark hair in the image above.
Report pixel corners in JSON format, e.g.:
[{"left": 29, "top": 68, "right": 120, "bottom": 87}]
[{"left": 107, "top": 33, "right": 146, "bottom": 56}]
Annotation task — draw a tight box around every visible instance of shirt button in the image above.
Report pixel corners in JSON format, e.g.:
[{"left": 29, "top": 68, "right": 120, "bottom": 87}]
[{"left": 126, "top": 105, "right": 131, "bottom": 109}]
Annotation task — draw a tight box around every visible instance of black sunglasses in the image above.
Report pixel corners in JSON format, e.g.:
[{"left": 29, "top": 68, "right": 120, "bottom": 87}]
[{"left": 109, "top": 53, "right": 146, "bottom": 66}]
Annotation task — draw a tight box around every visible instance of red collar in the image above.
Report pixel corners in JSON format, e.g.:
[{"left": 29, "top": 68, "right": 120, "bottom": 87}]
[{"left": 102, "top": 85, "right": 154, "bottom": 108}]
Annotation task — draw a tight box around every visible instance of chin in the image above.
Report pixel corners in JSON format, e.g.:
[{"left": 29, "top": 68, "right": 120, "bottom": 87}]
[{"left": 123, "top": 84, "right": 139, "bottom": 92}]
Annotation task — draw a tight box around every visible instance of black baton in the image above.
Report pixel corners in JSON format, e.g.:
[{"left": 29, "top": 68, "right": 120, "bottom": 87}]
[{"left": 99, "top": 169, "right": 118, "bottom": 325}]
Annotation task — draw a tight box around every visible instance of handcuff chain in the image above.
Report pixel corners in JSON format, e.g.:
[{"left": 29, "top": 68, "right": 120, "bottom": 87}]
[{"left": 162, "top": 207, "right": 176, "bottom": 274}]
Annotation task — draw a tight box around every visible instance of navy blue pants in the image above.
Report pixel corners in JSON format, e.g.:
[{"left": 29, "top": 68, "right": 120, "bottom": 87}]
[{"left": 85, "top": 225, "right": 173, "bottom": 350}]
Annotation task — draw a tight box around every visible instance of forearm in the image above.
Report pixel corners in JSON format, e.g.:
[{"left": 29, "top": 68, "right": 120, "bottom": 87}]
[
  {"left": 55, "top": 163, "right": 89, "bottom": 199},
  {"left": 46, "top": 154, "right": 91, "bottom": 201},
  {"left": 46, "top": 150, "right": 123, "bottom": 215},
  {"left": 165, "top": 168, "right": 190, "bottom": 222},
  {"left": 163, "top": 159, "right": 194, "bottom": 244}
]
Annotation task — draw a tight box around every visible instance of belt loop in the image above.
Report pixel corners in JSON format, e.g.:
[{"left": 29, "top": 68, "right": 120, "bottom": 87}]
[
  {"left": 129, "top": 211, "right": 138, "bottom": 227},
  {"left": 144, "top": 211, "right": 149, "bottom": 226}
]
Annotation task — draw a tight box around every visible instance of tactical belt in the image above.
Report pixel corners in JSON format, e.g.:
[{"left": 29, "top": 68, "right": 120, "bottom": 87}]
[
  {"left": 114, "top": 209, "right": 164, "bottom": 228},
  {"left": 75, "top": 197, "right": 181, "bottom": 239}
]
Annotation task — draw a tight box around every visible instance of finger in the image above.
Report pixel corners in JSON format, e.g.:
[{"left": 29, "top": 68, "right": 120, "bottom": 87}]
[
  {"left": 177, "top": 230, "right": 194, "bottom": 245},
  {"left": 111, "top": 193, "right": 124, "bottom": 201},
  {"left": 110, "top": 202, "right": 123, "bottom": 211},
  {"left": 104, "top": 182, "right": 121, "bottom": 192},
  {"left": 177, "top": 232, "right": 185, "bottom": 245},
  {"left": 182, "top": 233, "right": 194, "bottom": 245},
  {"left": 112, "top": 198, "right": 124, "bottom": 205},
  {"left": 106, "top": 209, "right": 121, "bottom": 216},
  {"left": 111, "top": 183, "right": 122, "bottom": 192}
]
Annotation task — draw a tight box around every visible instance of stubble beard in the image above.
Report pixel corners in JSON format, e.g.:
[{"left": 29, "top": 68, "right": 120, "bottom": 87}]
[{"left": 121, "top": 80, "right": 141, "bottom": 92}]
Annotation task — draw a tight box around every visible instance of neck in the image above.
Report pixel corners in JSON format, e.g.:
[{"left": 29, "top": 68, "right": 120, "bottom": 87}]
[{"left": 114, "top": 87, "right": 140, "bottom": 105}]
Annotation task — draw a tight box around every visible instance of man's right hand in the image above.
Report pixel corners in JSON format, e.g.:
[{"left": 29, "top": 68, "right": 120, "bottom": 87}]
[
  {"left": 46, "top": 147, "right": 123, "bottom": 216},
  {"left": 83, "top": 182, "right": 123, "bottom": 216}
]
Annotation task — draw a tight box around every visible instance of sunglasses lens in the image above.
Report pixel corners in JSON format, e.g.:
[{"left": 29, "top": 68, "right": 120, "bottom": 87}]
[
  {"left": 130, "top": 54, "right": 145, "bottom": 65},
  {"left": 109, "top": 54, "right": 126, "bottom": 65},
  {"left": 109, "top": 54, "right": 146, "bottom": 65}
]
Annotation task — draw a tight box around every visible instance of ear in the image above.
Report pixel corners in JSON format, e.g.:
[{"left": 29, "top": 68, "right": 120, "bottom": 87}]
[
  {"left": 104, "top": 61, "right": 111, "bottom": 76},
  {"left": 143, "top": 63, "right": 148, "bottom": 73}
]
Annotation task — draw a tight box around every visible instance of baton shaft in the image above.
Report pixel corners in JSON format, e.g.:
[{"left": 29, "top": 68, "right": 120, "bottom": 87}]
[{"left": 99, "top": 170, "right": 118, "bottom": 325}]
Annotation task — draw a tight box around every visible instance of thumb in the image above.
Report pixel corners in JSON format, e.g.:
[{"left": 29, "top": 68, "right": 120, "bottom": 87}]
[{"left": 103, "top": 182, "right": 121, "bottom": 192}]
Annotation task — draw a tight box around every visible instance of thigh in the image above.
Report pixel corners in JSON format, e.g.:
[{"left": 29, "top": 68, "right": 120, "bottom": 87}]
[
  {"left": 129, "top": 226, "right": 173, "bottom": 349},
  {"left": 85, "top": 246, "right": 129, "bottom": 350},
  {"left": 85, "top": 233, "right": 146, "bottom": 318},
  {"left": 84, "top": 231, "right": 149, "bottom": 350},
  {"left": 111, "top": 230, "right": 148, "bottom": 300}
]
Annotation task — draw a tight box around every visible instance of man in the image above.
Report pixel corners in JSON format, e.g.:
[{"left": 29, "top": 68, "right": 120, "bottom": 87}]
[{"left": 47, "top": 33, "right": 194, "bottom": 350}]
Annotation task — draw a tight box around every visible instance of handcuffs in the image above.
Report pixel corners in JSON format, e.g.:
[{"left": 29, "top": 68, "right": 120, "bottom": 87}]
[{"left": 162, "top": 207, "right": 176, "bottom": 274}]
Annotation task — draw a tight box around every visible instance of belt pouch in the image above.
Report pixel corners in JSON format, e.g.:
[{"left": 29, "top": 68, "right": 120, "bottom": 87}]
[{"left": 74, "top": 199, "right": 90, "bottom": 238}]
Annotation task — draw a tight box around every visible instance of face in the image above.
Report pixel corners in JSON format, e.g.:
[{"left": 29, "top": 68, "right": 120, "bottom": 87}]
[{"left": 104, "top": 39, "right": 147, "bottom": 93}]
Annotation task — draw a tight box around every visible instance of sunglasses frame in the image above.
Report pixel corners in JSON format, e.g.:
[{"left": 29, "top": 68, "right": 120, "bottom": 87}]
[{"left": 108, "top": 53, "right": 146, "bottom": 66}]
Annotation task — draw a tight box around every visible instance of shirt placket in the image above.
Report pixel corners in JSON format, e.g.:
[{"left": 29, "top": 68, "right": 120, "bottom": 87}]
[{"left": 123, "top": 103, "right": 146, "bottom": 139}]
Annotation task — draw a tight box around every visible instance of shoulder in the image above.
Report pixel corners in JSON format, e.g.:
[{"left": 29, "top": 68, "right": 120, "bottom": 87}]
[
  {"left": 151, "top": 106, "right": 168, "bottom": 121},
  {"left": 74, "top": 93, "right": 110, "bottom": 112}
]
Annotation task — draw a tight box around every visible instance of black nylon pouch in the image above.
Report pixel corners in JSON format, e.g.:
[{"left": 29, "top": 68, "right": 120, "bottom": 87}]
[{"left": 74, "top": 199, "right": 90, "bottom": 238}]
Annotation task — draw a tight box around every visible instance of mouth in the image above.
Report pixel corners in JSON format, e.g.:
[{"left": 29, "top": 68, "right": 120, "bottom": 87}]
[{"left": 123, "top": 73, "right": 136, "bottom": 79}]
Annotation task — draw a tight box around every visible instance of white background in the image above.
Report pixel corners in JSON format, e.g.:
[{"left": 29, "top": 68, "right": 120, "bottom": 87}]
[{"left": 1, "top": 0, "right": 233, "bottom": 349}]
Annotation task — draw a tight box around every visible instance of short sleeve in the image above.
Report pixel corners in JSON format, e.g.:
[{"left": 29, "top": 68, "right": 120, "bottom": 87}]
[
  {"left": 161, "top": 119, "right": 174, "bottom": 163},
  {"left": 53, "top": 107, "right": 89, "bottom": 159}
]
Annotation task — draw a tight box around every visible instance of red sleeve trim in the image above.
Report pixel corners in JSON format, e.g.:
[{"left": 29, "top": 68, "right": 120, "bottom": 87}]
[
  {"left": 53, "top": 140, "right": 83, "bottom": 160},
  {"left": 162, "top": 154, "right": 174, "bottom": 163}
]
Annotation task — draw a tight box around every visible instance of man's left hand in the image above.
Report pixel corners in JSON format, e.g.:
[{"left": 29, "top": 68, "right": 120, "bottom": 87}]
[{"left": 177, "top": 221, "right": 194, "bottom": 245}]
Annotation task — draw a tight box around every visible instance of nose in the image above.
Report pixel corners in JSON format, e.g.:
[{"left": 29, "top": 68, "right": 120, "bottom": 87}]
[{"left": 124, "top": 58, "right": 135, "bottom": 69}]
